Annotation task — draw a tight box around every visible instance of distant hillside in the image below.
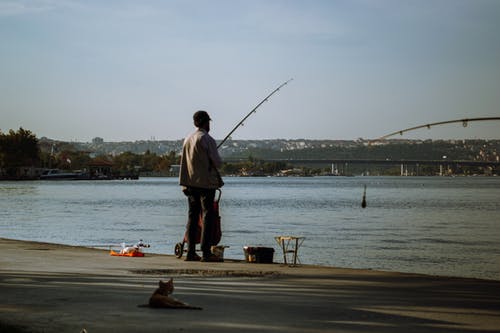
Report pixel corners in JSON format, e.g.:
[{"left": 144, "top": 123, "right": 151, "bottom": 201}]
[
  {"left": 39, "top": 137, "right": 499, "bottom": 163},
  {"left": 222, "top": 139, "right": 500, "bottom": 162}
]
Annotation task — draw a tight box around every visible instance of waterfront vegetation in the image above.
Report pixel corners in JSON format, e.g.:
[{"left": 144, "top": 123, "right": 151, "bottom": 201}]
[
  {"left": 0, "top": 128, "right": 39, "bottom": 179},
  {"left": 1, "top": 127, "right": 498, "bottom": 179}
]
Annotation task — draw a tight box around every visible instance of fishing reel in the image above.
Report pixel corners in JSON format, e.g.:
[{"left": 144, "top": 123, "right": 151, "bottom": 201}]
[{"left": 135, "top": 239, "right": 150, "bottom": 248}]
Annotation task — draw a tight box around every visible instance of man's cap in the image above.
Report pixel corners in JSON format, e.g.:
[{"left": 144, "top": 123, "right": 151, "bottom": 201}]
[{"left": 193, "top": 110, "right": 211, "bottom": 124}]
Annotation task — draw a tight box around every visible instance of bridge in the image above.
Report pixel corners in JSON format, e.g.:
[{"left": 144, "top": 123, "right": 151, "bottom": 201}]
[{"left": 224, "top": 158, "right": 499, "bottom": 176}]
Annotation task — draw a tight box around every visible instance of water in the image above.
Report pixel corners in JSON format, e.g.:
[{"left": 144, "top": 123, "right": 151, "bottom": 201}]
[{"left": 1, "top": 177, "right": 499, "bottom": 280}]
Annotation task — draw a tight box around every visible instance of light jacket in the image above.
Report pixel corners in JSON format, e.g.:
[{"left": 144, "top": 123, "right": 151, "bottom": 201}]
[{"left": 179, "top": 128, "right": 223, "bottom": 189}]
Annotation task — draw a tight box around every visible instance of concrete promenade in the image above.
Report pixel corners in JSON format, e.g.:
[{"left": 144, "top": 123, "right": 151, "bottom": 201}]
[{"left": 1, "top": 238, "right": 499, "bottom": 332}]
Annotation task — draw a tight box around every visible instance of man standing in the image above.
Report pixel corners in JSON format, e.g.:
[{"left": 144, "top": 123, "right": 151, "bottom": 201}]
[{"left": 179, "top": 110, "right": 223, "bottom": 262}]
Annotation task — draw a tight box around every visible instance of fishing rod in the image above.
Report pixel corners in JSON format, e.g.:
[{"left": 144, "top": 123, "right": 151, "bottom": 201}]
[
  {"left": 363, "top": 116, "right": 500, "bottom": 208},
  {"left": 86, "top": 240, "right": 151, "bottom": 248},
  {"left": 217, "top": 78, "right": 293, "bottom": 149},
  {"left": 372, "top": 117, "right": 500, "bottom": 142}
]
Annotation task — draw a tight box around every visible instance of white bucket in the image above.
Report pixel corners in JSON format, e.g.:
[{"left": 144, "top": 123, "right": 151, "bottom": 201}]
[{"left": 211, "top": 245, "right": 228, "bottom": 261}]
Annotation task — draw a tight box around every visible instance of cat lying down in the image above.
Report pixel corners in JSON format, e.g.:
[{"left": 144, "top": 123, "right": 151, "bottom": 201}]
[{"left": 147, "top": 278, "right": 202, "bottom": 310}]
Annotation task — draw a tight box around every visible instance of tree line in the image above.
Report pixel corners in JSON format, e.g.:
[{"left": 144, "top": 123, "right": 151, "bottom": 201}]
[
  {"left": 0, "top": 128, "right": 39, "bottom": 178},
  {"left": 0, "top": 128, "right": 181, "bottom": 179}
]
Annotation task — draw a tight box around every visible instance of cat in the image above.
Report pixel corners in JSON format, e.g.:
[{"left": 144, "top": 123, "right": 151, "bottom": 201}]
[{"left": 148, "top": 278, "right": 202, "bottom": 310}]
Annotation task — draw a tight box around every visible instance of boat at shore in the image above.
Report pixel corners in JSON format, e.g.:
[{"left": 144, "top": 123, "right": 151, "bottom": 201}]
[
  {"left": 39, "top": 168, "right": 138, "bottom": 180},
  {"left": 39, "top": 169, "right": 88, "bottom": 180}
]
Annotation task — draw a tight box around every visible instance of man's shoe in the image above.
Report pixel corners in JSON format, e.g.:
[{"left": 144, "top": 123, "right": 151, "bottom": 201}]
[
  {"left": 185, "top": 253, "right": 201, "bottom": 261},
  {"left": 201, "top": 254, "right": 222, "bottom": 262}
]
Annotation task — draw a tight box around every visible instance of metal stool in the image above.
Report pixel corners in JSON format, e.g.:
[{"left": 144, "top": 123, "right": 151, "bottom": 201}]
[{"left": 274, "top": 236, "right": 305, "bottom": 266}]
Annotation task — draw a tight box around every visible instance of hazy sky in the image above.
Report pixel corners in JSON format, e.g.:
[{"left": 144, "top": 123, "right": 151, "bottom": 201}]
[{"left": 1, "top": 0, "right": 499, "bottom": 142}]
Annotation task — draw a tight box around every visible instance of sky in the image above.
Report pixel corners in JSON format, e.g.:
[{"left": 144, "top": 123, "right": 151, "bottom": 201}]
[{"left": 1, "top": 0, "right": 500, "bottom": 142}]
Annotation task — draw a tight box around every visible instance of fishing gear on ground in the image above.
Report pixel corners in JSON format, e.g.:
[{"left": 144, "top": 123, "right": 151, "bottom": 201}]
[{"left": 110, "top": 239, "right": 150, "bottom": 257}]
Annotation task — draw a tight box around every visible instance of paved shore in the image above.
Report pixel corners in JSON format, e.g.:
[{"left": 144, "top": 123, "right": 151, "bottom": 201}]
[{"left": 1, "top": 238, "right": 499, "bottom": 333}]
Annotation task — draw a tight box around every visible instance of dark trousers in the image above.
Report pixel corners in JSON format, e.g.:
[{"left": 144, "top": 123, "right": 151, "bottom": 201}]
[{"left": 185, "top": 187, "right": 216, "bottom": 256}]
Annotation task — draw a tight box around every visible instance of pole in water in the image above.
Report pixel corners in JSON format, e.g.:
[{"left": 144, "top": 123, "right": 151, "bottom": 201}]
[{"left": 361, "top": 185, "right": 367, "bottom": 208}]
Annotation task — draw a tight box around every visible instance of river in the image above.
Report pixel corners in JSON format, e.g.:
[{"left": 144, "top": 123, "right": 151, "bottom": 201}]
[{"left": 0, "top": 176, "right": 499, "bottom": 280}]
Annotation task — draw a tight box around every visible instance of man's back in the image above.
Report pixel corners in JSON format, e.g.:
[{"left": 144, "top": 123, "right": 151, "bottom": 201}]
[{"left": 179, "top": 128, "right": 222, "bottom": 189}]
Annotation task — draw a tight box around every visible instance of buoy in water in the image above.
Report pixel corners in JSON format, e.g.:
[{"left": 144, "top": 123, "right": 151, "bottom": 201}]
[{"left": 361, "top": 185, "right": 367, "bottom": 208}]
